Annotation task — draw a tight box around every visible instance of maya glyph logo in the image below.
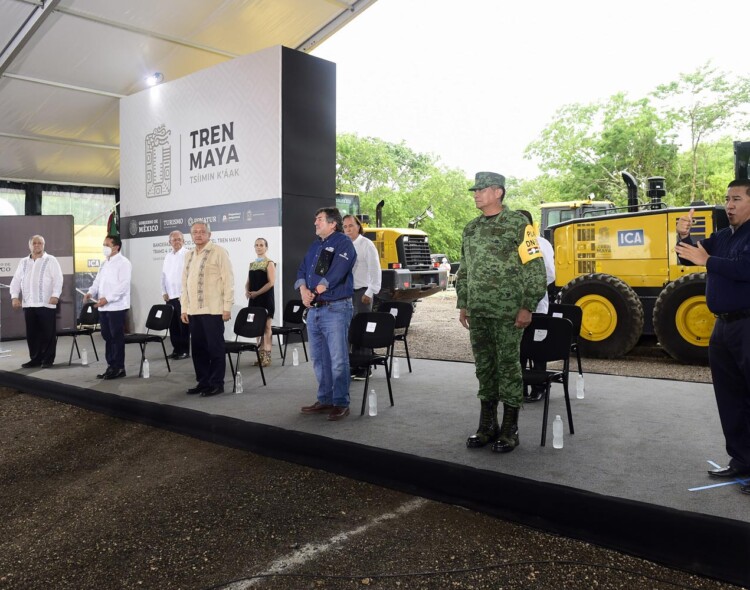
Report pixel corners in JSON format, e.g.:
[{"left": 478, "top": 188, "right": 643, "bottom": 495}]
[{"left": 145, "top": 124, "right": 172, "bottom": 197}]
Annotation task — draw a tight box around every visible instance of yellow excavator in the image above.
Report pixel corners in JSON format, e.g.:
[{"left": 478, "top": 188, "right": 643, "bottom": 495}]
[{"left": 546, "top": 139, "right": 750, "bottom": 365}]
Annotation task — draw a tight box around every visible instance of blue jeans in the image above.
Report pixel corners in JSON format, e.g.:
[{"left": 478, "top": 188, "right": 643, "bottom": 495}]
[{"left": 307, "top": 299, "right": 353, "bottom": 407}]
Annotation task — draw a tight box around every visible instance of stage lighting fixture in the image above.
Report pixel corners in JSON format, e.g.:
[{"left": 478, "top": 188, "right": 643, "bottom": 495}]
[{"left": 145, "top": 72, "right": 164, "bottom": 87}]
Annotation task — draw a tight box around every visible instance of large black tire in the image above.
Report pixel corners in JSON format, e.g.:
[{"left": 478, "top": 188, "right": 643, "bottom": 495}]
[
  {"left": 558, "top": 273, "right": 644, "bottom": 359},
  {"left": 653, "top": 273, "right": 713, "bottom": 365}
]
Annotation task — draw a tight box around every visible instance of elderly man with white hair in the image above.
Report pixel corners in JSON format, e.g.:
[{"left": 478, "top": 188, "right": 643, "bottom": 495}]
[{"left": 10, "top": 235, "right": 63, "bottom": 368}]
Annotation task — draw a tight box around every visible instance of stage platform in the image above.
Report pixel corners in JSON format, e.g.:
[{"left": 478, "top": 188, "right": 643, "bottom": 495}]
[{"left": 0, "top": 334, "right": 747, "bottom": 587}]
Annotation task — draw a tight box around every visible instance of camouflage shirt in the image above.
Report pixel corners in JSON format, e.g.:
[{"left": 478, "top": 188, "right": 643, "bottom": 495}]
[{"left": 456, "top": 208, "right": 547, "bottom": 319}]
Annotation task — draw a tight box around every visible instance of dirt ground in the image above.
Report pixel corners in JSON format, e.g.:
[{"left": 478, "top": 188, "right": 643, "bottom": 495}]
[{"left": 0, "top": 388, "right": 741, "bottom": 590}]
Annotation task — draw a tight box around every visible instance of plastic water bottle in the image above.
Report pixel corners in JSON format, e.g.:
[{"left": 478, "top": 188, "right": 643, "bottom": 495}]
[
  {"left": 576, "top": 374, "right": 585, "bottom": 399},
  {"left": 292, "top": 347, "right": 299, "bottom": 366},
  {"left": 142, "top": 359, "right": 150, "bottom": 379},
  {"left": 552, "top": 415, "right": 564, "bottom": 449},
  {"left": 368, "top": 388, "right": 377, "bottom": 416},
  {"left": 392, "top": 357, "right": 400, "bottom": 379},
  {"left": 81, "top": 348, "right": 88, "bottom": 366},
  {"left": 235, "top": 371, "right": 243, "bottom": 394}
]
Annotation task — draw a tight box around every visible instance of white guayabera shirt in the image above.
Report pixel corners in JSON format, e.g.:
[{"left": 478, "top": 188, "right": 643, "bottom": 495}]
[{"left": 9, "top": 253, "right": 63, "bottom": 309}]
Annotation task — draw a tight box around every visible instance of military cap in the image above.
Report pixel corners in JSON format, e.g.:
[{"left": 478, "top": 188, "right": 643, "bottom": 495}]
[{"left": 468, "top": 171, "right": 506, "bottom": 191}]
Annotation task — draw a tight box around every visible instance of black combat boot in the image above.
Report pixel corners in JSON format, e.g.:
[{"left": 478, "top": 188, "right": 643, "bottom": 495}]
[
  {"left": 491, "top": 404, "right": 520, "bottom": 453},
  {"left": 466, "top": 400, "right": 499, "bottom": 448}
]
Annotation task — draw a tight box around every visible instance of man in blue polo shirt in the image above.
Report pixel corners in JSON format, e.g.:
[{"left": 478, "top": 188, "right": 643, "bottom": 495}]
[
  {"left": 676, "top": 179, "right": 750, "bottom": 492},
  {"left": 296, "top": 208, "right": 356, "bottom": 421}
]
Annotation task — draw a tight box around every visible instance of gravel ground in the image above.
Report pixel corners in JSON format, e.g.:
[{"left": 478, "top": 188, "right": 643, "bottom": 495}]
[{"left": 406, "top": 291, "right": 713, "bottom": 384}]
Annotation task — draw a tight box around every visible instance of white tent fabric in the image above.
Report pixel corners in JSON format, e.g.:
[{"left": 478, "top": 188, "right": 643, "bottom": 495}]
[{"left": 0, "top": 0, "right": 376, "bottom": 187}]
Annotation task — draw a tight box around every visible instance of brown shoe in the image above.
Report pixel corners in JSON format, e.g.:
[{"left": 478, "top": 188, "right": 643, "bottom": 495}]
[
  {"left": 327, "top": 406, "right": 350, "bottom": 421},
  {"left": 300, "top": 401, "right": 334, "bottom": 414}
]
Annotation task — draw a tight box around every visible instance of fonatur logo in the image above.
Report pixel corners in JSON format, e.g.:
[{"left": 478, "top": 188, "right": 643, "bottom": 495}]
[{"left": 145, "top": 124, "right": 172, "bottom": 198}]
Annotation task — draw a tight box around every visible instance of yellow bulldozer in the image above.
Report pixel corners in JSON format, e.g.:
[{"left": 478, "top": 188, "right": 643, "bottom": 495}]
[
  {"left": 336, "top": 193, "right": 447, "bottom": 303},
  {"left": 546, "top": 140, "right": 750, "bottom": 365}
]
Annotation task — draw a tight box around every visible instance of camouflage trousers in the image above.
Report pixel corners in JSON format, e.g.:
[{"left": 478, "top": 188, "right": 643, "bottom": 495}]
[{"left": 469, "top": 317, "right": 524, "bottom": 407}]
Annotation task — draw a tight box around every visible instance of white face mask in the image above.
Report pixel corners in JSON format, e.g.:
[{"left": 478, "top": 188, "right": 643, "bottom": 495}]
[{"left": 102, "top": 246, "right": 112, "bottom": 258}]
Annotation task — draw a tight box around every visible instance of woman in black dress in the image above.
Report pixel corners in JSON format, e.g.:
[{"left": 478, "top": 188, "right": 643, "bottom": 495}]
[{"left": 245, "top": 238, "right": 276, "bottom": 367}]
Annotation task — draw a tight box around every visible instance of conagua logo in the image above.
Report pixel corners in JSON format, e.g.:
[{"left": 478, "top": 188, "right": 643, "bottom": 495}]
[{"left": 145, "top": 124, "right": 172, "bottom": 198}]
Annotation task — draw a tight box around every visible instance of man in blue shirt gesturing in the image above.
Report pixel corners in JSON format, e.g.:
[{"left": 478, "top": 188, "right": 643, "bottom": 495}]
[{"left": 676, "top": 179, "right": 750, "bottom": 491}]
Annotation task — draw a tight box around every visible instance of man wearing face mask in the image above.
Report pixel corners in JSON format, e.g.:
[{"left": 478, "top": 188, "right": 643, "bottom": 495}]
[
  {"left": 84, "top": 235, "right": 132, "bottom": 380},
  {"left": 10, "top": 235, "right": 63, "bottom": 368}
]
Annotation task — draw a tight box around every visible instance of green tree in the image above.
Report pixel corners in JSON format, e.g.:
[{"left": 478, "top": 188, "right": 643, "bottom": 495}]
[
  {"left": 336, "top": 133, "right": 475, "bottom": 261},
  {"left": 525, "top": 93, "right": 678, "bottom": 206},
  {"left": 405, "top": 168, "right": 478, "bottom": 260},
  {"left": 653, "top": 62, "right": 750, "bottom": 201},
  {"left": 336, "top": 133, "right": 434, "bottom": 195},
  {"left": 508, "top": 175, "right": 563, "bottom": 223},
  {"left": 523, "top": 101, "right": 599, "bottom": 200},
  {"left": 671, "top": 136, "right": 735, "bottom": 205}
]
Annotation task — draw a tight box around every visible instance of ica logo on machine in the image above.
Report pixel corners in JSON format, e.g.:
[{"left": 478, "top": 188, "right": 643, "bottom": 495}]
[{"left": 617, "top": 229, "right": 644, "bottom": 247}]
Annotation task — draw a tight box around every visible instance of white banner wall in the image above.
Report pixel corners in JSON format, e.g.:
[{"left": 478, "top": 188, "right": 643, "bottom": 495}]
[{"left": 120, "top": 46, "right": 285, "bottom": 331}]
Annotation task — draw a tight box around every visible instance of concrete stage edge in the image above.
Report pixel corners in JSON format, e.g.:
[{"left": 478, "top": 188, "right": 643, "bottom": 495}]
[{"left": 0, "top": 346, "right": 748, "bottom": 587}]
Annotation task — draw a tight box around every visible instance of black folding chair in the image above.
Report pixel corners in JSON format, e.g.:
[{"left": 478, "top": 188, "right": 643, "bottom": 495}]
[
  {"left": 271, "top": 299, "right": 308, "bottom": 366},
  {"left": 124, "top": 304, "right": 174, "bottom": 377},
  {"left": 349, "top": 312, "right": 396, "bottom": 415},
  {"left": 520, "top": 315, "right": 575, "bottom": 446},
  {"left": 376, "top": 301, "right": 414, "bottom": 373},
  {"left": 56, "top": 301, "right": 100, "bottom": 365},
  {"left": 548, "top": 303, "right": 584, "bottom": 377},
  {"left": 225, "top": 307, "right": 268, "bottom": 392}
]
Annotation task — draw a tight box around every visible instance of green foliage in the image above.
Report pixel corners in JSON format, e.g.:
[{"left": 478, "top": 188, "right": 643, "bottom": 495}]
[
  {"left": 409, "top": 169, "right": 478, "bottom": 260},
  {"left": 653, "top": 62, "right": 750, "bottom": 201},
  {"left": 507, "top": 175, "right": 562, "bottom": 223},
  {"left": 525, "top": 93, "right": 678, "bottom": 206},
  {"left": 336, "top": 133, "right": 434, "bottom": 194},
  {"left": 336, "top": 133, "right": 475, "bottom": 261},
  {"left": 670, "top": 136, "right": 735, "bottom": 206}
]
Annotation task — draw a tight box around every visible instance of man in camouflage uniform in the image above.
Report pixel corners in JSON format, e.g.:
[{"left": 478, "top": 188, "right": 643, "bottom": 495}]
[{"left": 457, "top": 171, "right": 547, "bottom": 453}]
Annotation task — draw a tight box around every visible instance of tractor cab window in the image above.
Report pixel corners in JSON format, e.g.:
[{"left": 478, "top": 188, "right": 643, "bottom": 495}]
[
  {"left": 547, "top": 209, "right": 576, "bottom": 226},
  {"left": 582, "top": 203, "right": 616, "bottom": 218}
]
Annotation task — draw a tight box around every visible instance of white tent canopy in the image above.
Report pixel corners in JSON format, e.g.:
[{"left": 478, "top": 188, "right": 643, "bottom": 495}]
[{"left": 0, "top": 0, "right": 376, "bottom": 187}]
